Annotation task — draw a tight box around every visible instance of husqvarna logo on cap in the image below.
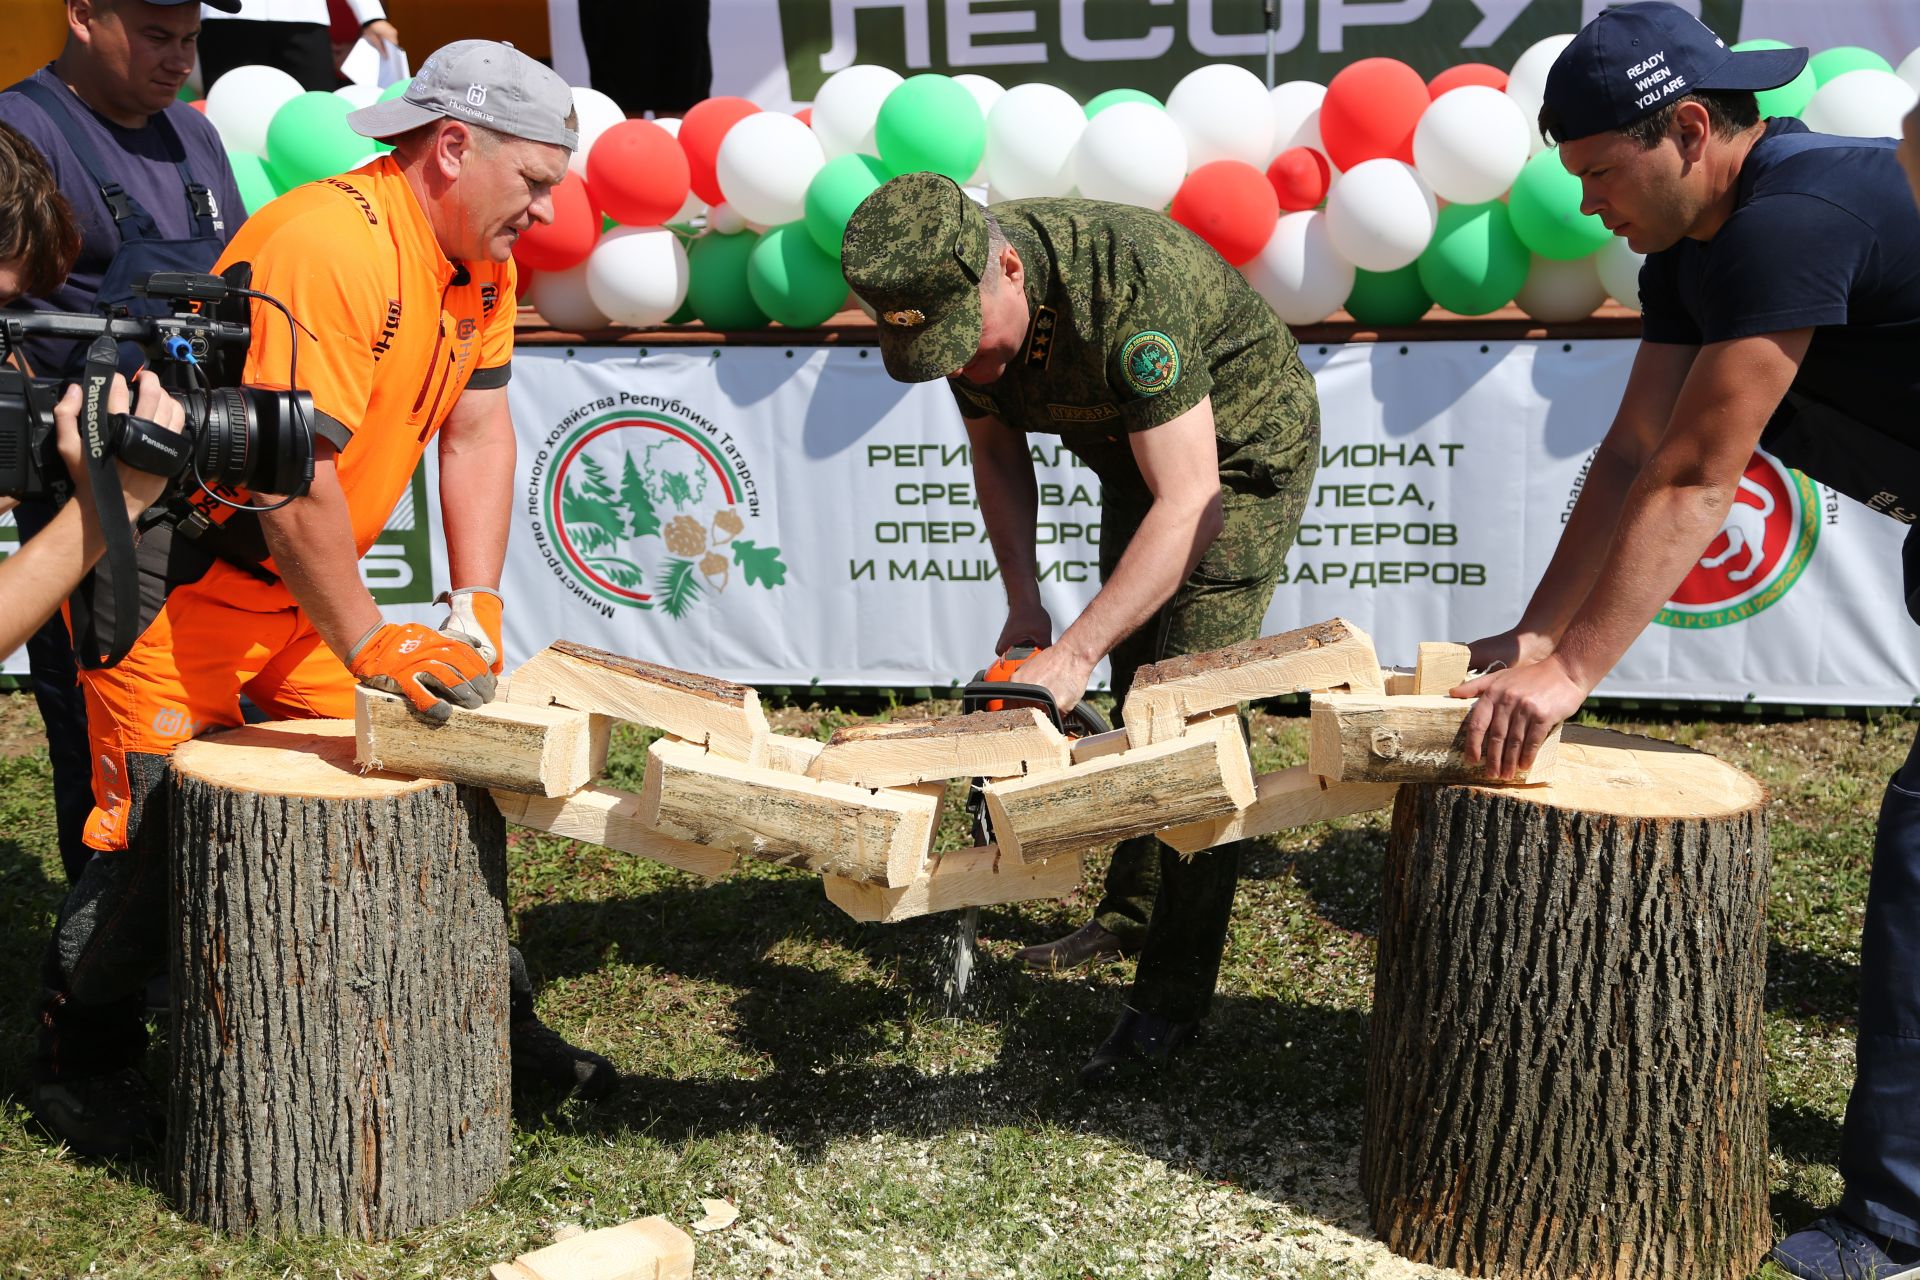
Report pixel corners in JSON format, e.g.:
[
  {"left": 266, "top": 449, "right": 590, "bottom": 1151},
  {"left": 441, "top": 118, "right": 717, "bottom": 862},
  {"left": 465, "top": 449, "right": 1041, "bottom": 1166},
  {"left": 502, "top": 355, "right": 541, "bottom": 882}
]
[{"left": 467, "top": 83, "right": 487, "bottom": 108}]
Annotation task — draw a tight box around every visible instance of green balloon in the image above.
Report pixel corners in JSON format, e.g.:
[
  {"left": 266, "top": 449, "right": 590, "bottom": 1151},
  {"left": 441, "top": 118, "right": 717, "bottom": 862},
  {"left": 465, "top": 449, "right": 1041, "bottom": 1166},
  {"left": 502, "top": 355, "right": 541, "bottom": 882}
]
[
  {"left": 1809, "top": 46, "right": 1892, "bottom": 87},
  {"left": 747, "top": 222, "right": 849, "bottom": 328},
  {"left": 266, "top": 92, "right": 369, "bottom": 188},
  {"left": 227, "top": 150, "right": 280, "bottom": 215},
  {"left": 874, "top": 73, "right": 985, "bottom": 184},
  {"left": 177, "top": 83, "right": 201, "bottom": 103},
  {"left": 1734, "top": 39, "right": 1818, "bottom": 117},
  {"left": 1417, "top": 202, "right": 1531, "bottom": 316},
  {"left": 378, "top": 77, "right": 411, "bottom": 103},
  {"left": 803, "top": 153, "right": 891, "bottom": 258},
  {"left": 686, "top": 231, "right": 769, "bottom": 330},
  {"left": 1345, "top": 265, "right": 1431, "bottom": 327},
  {"left": 1085, "top": 88, "right": 1162, "bottom": 118},
  {"left": 1508, "top": 148, "right": 1610, "bottom": 261}
]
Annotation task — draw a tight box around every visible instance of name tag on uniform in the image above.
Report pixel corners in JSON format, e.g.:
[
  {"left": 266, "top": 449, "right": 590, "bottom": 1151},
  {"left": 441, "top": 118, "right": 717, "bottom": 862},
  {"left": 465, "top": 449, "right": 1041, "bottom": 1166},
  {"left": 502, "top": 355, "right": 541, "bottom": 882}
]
[{"left": 1048, "top": 402, "right": 1118, "bottom": 423}]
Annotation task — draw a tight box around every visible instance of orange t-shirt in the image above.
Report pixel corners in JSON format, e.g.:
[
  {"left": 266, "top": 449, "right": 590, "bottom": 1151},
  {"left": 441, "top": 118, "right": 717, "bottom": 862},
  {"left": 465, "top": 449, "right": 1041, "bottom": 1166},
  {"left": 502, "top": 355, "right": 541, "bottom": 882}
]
[{"left": 210, "top": 155, "right": 516, "bottom": 562}]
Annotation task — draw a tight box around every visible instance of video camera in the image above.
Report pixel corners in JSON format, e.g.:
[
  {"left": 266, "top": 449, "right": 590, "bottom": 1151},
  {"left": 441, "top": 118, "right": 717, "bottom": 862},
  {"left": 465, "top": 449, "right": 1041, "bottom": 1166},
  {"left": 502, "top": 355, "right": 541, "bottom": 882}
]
[{"left": 0, "top": 268, "right": 318, "bottom": 667}]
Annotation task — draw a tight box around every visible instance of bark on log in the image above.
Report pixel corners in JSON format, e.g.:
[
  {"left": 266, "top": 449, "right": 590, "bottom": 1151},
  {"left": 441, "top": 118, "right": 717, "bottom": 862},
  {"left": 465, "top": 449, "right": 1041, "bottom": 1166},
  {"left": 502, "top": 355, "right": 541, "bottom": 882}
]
[
  {"left": 167, "top": 720, "right": 511, "bottom": 1239},
  {"left": 1361, "top": 726, "right": 1771, "bottom": 1280}
]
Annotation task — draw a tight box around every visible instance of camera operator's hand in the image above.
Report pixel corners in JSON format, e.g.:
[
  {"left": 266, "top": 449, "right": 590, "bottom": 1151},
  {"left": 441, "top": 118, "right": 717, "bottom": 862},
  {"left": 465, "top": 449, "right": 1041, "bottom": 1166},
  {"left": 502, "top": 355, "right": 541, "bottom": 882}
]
[
  {"left": 347, "top": 620, "right": 496, "bottom": 723},
  {"left": 55, "top": 370, "right": 185, "bottom": 521},
  {"left": 436, "top": 586, "right": 503, "bottom": 673}
]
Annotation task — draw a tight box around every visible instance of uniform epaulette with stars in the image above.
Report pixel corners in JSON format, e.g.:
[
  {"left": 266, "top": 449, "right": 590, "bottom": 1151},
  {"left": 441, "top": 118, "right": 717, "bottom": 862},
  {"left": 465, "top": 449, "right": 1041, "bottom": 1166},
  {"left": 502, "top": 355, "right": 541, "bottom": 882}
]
[{"left": 1025, "top": 305, "right": 1058, "bottom": 370}]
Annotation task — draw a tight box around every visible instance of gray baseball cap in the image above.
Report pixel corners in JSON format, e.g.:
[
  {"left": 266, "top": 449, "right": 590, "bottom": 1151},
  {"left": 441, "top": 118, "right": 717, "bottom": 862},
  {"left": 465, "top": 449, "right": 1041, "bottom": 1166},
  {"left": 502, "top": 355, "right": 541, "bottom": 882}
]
[{"left": 347, "top": 39, "right": 579, "bottom": 151}]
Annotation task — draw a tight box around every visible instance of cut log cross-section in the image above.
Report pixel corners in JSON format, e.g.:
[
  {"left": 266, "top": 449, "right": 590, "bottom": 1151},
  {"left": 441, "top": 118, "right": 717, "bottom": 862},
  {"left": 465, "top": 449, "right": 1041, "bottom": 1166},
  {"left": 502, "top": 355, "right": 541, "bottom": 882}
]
[
  {"left": 1309, "top": 693, "right": 1564, "bottom": 785},
  {"left": 805, "top": 708, "right": 1071, "bottom": 788},
  {"left": 1121, "top": 618, "right": 1385, "bottom": 748},
  {"left": 641, "top": 735, "right": 940, "bottom": 886},
  {"left": 354, "top": 687, "right": 609, "bottom": 797},
  {"left": 1413, "top": 641, "right": 1471, "bottom": 695},
  {"left": 509, "top": 640, "right": 771, "bottom": 765},
  {"left": 985, "top": 711, "right": 1255, "bottom": 865},
  {"left": 168, "top": 721, "right": 510, "bottom": 1239},
  {"left": 1362, "top": 726, "right": 1771, "bottom": 1280}
]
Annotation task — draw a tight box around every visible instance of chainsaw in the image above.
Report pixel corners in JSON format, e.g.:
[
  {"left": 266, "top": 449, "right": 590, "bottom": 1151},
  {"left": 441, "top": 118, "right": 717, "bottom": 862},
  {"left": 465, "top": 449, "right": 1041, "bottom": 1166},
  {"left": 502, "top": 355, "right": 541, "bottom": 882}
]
[{"left": 945, "top": 645, "right": 1110, "bottom": 1006}]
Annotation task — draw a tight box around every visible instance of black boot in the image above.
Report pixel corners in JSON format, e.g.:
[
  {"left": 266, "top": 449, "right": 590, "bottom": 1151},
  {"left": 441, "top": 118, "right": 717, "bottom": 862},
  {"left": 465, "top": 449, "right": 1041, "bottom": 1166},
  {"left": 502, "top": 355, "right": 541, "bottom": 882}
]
[
  {"left": 1014, "top": 920, "right": 1131, "bottom": 971},
  {"left": 1078, "top": 1008, "right": 1200, "bottom": 1089}
]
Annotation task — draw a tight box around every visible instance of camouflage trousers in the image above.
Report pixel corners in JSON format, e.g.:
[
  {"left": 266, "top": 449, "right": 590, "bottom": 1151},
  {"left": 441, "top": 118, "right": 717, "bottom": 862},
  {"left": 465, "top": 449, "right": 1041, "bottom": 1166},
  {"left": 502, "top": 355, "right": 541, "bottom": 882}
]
[{"left": 1092, "top": 481, "right": 1310, "bottom": 1023}]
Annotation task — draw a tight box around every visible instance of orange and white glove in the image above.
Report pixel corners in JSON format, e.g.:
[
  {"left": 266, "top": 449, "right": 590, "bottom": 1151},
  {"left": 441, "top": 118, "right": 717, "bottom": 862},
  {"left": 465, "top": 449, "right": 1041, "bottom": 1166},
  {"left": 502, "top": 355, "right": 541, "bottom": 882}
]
[
  {"left": 347, "top": 621, "right": 496, "bottom": 722},
  {"left": 436, "top": 586, "right": 504, "bottom": 674}
]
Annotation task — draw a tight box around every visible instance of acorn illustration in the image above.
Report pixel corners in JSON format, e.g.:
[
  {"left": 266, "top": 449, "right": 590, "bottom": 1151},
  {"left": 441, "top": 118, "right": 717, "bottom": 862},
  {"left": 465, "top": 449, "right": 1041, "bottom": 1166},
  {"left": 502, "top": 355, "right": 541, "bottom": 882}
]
[
  {"left": 664, "top": 514, "right": 707, "bottom": 558},
  {"left": 712, "top": 508, "right": 744, "bottom": 546},
  {"left": 700, "top": 551, "right": 730, "bottom": 592}
]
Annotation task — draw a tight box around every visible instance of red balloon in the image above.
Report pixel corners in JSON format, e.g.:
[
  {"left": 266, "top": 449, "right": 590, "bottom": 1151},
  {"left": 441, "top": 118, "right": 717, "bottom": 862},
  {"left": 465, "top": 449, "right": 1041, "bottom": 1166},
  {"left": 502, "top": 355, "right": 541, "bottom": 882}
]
[
  {"left": 1319, "top": 57, "right": 1429, "bottom": 170},
  {"left": 794, "top": 107, "right": 813, "bottom": 127},
  {"left": 586, "top": 119, "right": 691, "bottom": 227},
  {"left": 513, "top": 170, "right": 600, "bottom": 272},
  {"left": 1266, "top": 147, "right": 1331, "bottom": 212},
  {"left": 1169, "top": 160, "right": 1280, "bottom": 267},
  {"left": 1428, "top": 63, "right": 1509, "bottom": 98},
  {"left": 190, "top": 98, "right": 209, "bottom": 113},
  {"left": 678, "top": 96, "right": 760, "bottom": 206}
]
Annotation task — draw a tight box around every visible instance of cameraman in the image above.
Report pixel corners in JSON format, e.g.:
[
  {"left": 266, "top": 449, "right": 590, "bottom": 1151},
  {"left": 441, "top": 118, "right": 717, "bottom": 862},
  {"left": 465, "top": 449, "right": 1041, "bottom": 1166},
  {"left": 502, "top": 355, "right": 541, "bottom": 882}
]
[
  {"left": 30, "top": 40, "right": 615, "bottom": 1160},
  {"left": 0, "top": 0, "right": 247, "bottom": 888}
]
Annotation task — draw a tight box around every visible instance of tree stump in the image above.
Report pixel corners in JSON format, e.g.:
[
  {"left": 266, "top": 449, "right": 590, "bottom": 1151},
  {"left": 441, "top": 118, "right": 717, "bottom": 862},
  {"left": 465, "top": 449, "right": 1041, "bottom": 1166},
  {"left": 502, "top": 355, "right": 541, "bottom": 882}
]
[
  {"left": 167, "top": 720, "right": 511, "bottom": 1239},
  {"left": 1361, "top": 726, "right": 1770, "bottom": 1280}
]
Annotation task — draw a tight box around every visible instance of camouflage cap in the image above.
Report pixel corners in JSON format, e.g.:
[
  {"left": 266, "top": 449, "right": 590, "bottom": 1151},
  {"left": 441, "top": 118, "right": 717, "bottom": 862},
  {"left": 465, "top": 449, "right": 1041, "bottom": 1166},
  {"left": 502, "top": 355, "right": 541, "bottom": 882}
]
[{"left": 841, "top": 172, "right": 990, "bottom": 383}]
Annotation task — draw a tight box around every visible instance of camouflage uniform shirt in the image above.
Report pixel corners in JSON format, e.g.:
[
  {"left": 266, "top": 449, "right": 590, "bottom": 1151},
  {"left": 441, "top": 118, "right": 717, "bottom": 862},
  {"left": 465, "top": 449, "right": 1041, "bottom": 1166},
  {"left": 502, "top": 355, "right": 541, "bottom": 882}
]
[{"left": 946, "top": 198, "right": 1318, "bottom": 508}]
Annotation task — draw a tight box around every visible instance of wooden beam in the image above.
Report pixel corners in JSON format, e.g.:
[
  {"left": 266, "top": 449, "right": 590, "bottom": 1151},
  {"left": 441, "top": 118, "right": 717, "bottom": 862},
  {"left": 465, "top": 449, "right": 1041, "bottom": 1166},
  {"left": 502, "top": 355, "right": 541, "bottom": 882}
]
[
  {"left": 1119, "top": 618, "right": 1385, "bottom": 747},
  {"left": 1161, "top": 765, "right": 1399, "bottom": 853},
  {"left": 764, "top": 732, "right": 824, "bottom": 776},
  {"left": 492, "top": 784, "right": 736, "bottom": 881},
  {"left": 984, "top": 711, "right": 1256, "bottom": 865},
  {"left": 490, "top": 1215, "right": 694, "bottom": 1280},
  {"left": 354, "top": 687, "right": 607, "bottom": 797},
  {"left": 1070, "top": 727, "right": 1132, "bottom": 766},
  {"left": 823, "top": 844, "right": 1085, "bottom": 923},
  {"left": 640, "top": 736, "right": 940, "bottom": 886},
  {"left": 1414, "top": 642, "right": 1472, "bottom": 695},
  {"left": 1308, "top": 693, "right": 1564, "bottom": 784},
  {"left": 805, "top": 708, "right": 1070, "bottom": 788},
  {"left": 507, "top": 641, "right": 770, "bottom": 765}
]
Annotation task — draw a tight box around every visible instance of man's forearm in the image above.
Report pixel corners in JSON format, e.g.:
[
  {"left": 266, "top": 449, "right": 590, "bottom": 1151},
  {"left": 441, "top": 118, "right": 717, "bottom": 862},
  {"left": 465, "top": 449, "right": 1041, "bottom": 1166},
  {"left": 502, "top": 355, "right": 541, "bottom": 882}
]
[
  {"left": 0, "top": 503, "right": 92, "bottom": 660},
  {"left": 260, "top": 479, "right": 381, "bottom": 659},
  {"left": 968, "top": 421, "right": 1042, "bottom": 607},
  {"left": 1515, "top": 445, "right": 1641, "bottom": 644},
  {"left": 439, "top": 429, "right": 515, "bottom": 589},
  {"left": 1056, "top": 494, "right": 1220, "bottom": 667}
]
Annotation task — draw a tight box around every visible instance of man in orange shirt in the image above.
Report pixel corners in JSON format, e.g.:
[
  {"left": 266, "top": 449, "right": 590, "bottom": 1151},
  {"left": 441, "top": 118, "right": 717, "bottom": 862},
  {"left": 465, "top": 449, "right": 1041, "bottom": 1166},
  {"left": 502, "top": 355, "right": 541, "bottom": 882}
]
[{"left": 33, "top": 40, "right": 615, "bottom": 1158}]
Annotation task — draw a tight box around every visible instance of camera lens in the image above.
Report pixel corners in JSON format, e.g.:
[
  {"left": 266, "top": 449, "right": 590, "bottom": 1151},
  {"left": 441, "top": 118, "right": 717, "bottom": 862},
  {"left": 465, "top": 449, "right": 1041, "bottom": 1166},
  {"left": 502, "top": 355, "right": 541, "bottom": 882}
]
[{"left": 192, "top": 387, "right": 315, "bottom": 496}]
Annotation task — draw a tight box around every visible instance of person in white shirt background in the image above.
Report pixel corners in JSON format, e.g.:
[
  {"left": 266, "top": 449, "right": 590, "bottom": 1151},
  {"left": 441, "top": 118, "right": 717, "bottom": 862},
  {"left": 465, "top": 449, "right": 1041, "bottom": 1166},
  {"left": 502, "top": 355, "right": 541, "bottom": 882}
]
[{"left": 198, "top": 0, "right": 398, "bottom": 93}]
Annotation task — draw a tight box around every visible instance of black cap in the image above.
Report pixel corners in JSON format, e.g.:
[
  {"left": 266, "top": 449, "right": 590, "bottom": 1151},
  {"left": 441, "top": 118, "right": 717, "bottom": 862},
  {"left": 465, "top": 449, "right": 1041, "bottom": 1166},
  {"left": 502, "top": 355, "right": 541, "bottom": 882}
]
[
  {"left": 157, "top": 0, "right": 243, "bottom": 12},
  {"left": 1541, "top": 1, "right": 1807, "bottom": 143}
]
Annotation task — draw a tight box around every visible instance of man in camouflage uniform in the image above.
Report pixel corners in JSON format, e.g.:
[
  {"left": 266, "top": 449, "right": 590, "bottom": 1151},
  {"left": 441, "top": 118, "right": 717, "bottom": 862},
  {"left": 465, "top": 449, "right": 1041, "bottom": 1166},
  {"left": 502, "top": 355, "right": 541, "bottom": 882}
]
[{"left": 840, "top": 172, "right": 1319, "bottom": 1085}]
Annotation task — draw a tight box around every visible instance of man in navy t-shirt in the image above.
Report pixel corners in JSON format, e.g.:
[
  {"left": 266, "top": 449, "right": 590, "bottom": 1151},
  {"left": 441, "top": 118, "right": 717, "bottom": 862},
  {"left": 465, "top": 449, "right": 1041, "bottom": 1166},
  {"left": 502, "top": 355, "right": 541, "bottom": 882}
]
[{"left": 1451, "top": 6, "right": 1920, "bottom": 1278}]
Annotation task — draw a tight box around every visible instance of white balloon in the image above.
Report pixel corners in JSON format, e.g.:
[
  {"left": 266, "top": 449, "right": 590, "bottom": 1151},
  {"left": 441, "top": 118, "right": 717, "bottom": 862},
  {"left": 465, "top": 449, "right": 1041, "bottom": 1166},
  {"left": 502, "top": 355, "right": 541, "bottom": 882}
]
[
  {"left": 1241, "top": 211, "right": 1355, "bottom": 326},
  {"left": 568, "top": 87, "right": 628, "bottom": 179},
  {"left": 1900, "top": 46, "right": 1920, "bottom": 93},
  {"left": 1507, "top": 33, "right": 1575, "bottom": 154},
  {"left": 706, "top": 201, "right": 749, "bottom": 235},
  {"left": 715, "top": 112, "right": 825, "bottom": 226},
  {"left": 986, "top": 83, "right": 1085, "bottom": 199},
  {"left": 530, "top": 261, "right": 610, "bottom": 331},
  {"left": 1414, "top": 86, "right": 1531, "bottom": 205},
  {"left": 206, "top": 65, "right": 304, "bottom": 158},
  {"left": 1514, "top": 252, "right": 1607, "bottom": 322},
  {"left": 653, "top": 117, "right": 706, "bottom": 225},
  {"left": 811, "top": 64, "right": 902, "bottom": 158},
  {"left": 1168, "top": 63, "right": 1274, "bottom": 170},
  {"left": 1803, "top": 69, "right": 1918, "bottom": 139},
  {"left": 585, "top": 226, "right": 690, "bottom": 328},
  {"left": 333, "top": 82, "right": 382, "bottom": 110},
  {"left": 1268, "top": 80, "right": 1327, "bottom": 160},
  {"left": 1072, "top": 102, "right": 1187, "bottom": 209},
  {"left": 1324, "top": 159, "right": 1437, "bottom": 273},
  {"left": 1596, "top": 234, "right": 1645, "bottom": 311},
  {"left": 953, "top": 74, "right": 1006, "bottom": 184}
]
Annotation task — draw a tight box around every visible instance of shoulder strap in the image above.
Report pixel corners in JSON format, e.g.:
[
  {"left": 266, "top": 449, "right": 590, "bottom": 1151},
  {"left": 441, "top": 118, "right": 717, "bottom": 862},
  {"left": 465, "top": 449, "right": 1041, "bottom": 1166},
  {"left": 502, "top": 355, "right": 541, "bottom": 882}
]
[{"left": 148, "top": 108, "right": 217, "bottom": 239}]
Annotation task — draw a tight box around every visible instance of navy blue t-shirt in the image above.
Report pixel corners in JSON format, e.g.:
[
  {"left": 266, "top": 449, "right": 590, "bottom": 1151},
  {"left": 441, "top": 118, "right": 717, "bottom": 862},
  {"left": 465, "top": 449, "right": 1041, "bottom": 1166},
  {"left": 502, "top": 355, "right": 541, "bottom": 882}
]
[
  {"left": 1638, "top": 117, "right": 1920, "bottom": 530},
  {"left": 0, "top": 66, "right": 246, "bottom": 373}
]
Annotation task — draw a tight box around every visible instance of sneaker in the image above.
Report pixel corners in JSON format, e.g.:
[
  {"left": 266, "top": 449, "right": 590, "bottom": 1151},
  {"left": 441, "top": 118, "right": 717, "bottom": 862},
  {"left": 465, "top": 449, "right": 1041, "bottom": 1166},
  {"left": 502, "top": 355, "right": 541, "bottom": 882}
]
[
  {"left": 1771, "top": 1212, "right": 1920, "bottom": 1279},
  {"left": 510, "top": 1015, "right": 619, "bottom": 1101},
  {"left": 29, "top": 1066, "right": 162, "bottom": 1158}
]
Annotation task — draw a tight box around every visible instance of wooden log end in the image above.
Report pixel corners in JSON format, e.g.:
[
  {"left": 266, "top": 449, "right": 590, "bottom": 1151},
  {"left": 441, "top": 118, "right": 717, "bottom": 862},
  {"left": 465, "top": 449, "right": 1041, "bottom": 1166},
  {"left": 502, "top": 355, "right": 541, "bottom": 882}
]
[
  {"left": 504, "top": 1215, "right": 694, "bottom": 1280},
  {"left": 354, "top": 687, "right": 603, "bottom": 797}
]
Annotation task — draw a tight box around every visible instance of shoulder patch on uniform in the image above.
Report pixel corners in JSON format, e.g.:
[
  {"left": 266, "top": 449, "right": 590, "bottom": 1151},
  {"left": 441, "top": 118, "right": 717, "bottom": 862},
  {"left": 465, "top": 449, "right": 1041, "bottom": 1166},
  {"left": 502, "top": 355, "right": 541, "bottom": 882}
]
[
  {"left": 1119, "top": 331, "right": 1180, "bottom": 397},
  {"left": 1025, "top": 305, "right": 1058, "bottom": 369},
  {"left": 1048, "top": 402, "right": 1118, "bottom": 423}
]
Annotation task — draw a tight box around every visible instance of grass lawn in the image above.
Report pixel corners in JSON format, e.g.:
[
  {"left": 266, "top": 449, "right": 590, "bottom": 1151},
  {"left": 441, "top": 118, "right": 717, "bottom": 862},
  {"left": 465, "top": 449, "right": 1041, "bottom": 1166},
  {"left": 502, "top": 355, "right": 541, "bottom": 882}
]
[{"left": 0, "top": 692, "right": 1903, "bottom": 1279}]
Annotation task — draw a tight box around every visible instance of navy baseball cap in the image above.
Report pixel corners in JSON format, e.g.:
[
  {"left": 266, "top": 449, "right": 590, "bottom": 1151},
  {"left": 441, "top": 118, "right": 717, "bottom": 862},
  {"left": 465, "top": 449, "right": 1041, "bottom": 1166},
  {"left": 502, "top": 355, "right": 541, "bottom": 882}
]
[
  {"left": 1541, "top": 2, "right": 1807, "bottom": 143},
  {"left": 167, "top": 1, "right": 243, "bottom": 12}
]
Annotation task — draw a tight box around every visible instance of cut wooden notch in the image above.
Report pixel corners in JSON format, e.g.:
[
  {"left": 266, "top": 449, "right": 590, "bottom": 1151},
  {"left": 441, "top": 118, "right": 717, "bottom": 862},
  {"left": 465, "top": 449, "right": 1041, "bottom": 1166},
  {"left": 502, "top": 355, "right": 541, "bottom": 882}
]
[
  {"left": 492, "top": 783, "right": 736, "bottom": 881},
  {"left": 1161, "top": 765, "right": 1399, "bottom": 854},
  {"left": 984, "top": 711, "right": 1255, "bottom": 865},
  {"left": 354, "top": 687, "right": 607, "bottom": 797},
  {"left": 1069, "top": 727, "right": 1132, "bottom": 766},
  {"left": 507, "top": 641, "right": 770, "bottom": 765},
  {"left": 1384, "top": 668, "right": 1416, "bottom": 696},
  {"left": 1414, "top": 641, "right": 1472, "bottom": 695},
  {"left": 1120, "top": 618, "right": 1385, "bottom": 748},
  {"left": 489, "top": 1214, "right": 694, "bottom": 1280},
  {"left": 641, "top": 736, "right": 940, "bottom": 886},
  {"left": 823, "top": 844, "right": 1084, "bottom": 924},
  {"left": 1308, "top": 693, "right": 1563, "bottom": 785},
  {"left": 805, "top": 708, "right": 1070, "bottom": 788},
  {"left": 764, "top": 732, "right": 825, "bottom": 776}
]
